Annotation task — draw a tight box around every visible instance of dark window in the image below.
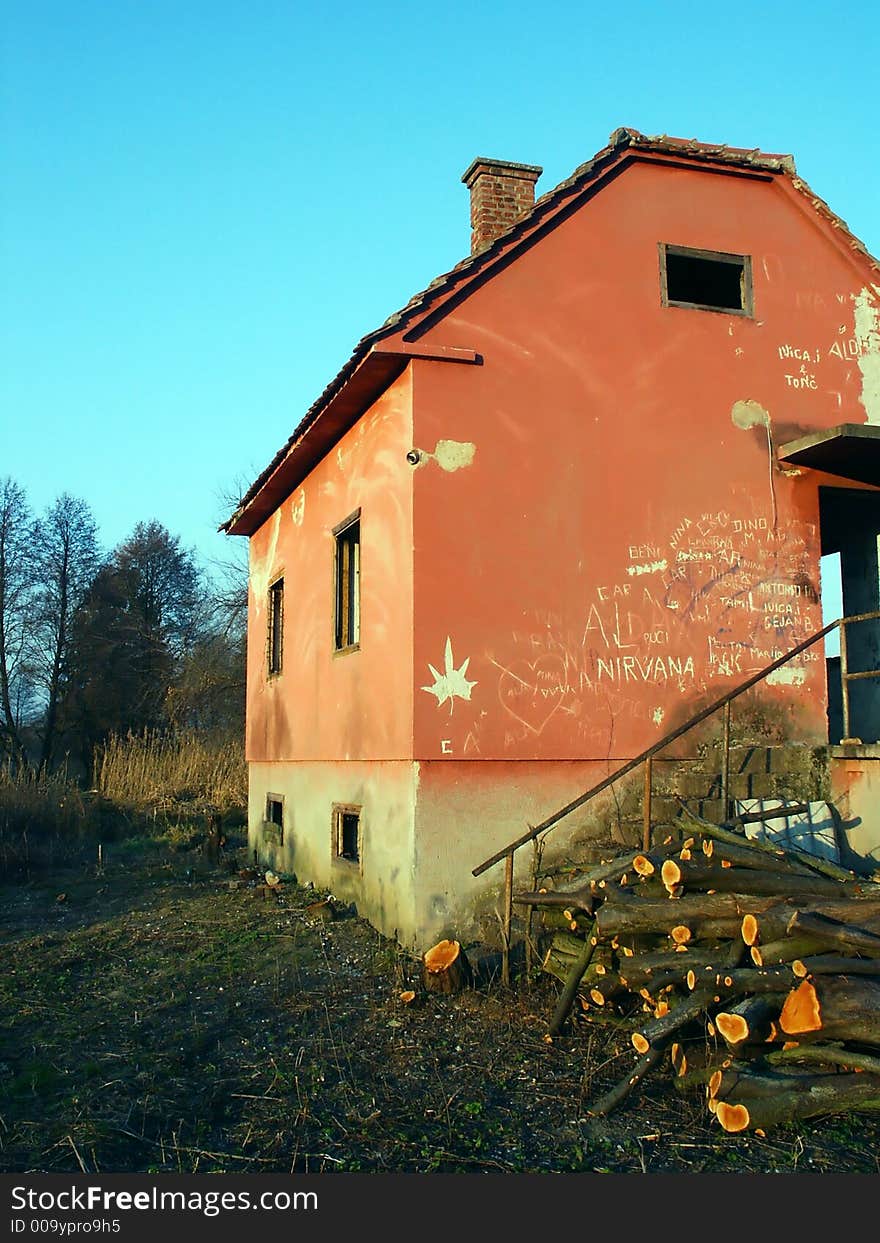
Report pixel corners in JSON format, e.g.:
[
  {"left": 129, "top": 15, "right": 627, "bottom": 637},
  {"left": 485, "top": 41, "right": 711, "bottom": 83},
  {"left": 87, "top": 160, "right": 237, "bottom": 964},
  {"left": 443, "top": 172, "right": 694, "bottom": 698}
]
[
  {"left": 265, "top": 794, "right": 284, "bottom": 844},
  {"left": 268, "top": 577, "right": 284, "bottom": 675},
  {"left": 333, "top": 804, "right": 361, "bottom": 864},
  {"left": 334, "top": 515, "right": 360, "bottom": 651},
  {"left": 660, "top": 244, "right": 752, "bottom": 315}
]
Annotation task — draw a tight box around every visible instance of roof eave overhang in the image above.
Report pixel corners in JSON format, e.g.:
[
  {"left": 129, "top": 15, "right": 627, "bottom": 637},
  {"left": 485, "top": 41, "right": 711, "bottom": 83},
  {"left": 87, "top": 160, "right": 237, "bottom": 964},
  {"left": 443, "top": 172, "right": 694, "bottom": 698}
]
[
  {"left": 223, "top": 343, "right": 481, "bottom": 536},
  {"left": 778, "top": 423, "right": 880, "bottom": 488}
]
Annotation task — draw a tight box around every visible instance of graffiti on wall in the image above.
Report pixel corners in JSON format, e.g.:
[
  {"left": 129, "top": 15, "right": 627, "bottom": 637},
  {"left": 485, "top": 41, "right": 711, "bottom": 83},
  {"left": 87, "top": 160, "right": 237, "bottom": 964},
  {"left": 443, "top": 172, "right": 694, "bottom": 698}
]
[{"left": 472, "top": 502, "right": 821, "bottom": 751}]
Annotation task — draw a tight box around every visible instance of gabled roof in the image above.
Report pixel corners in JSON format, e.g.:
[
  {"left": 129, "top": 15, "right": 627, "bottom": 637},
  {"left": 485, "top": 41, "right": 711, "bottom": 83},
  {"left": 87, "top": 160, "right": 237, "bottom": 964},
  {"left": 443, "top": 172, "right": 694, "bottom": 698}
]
[{"left": 223, "top": 126, "right": 880, "bottom": 537}]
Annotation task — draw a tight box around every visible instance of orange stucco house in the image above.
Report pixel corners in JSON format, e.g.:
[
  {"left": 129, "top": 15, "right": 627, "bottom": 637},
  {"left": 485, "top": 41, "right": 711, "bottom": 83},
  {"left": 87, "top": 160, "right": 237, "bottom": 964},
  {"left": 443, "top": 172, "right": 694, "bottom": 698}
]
[{"left": 224, "top": 128, "right": 880, "bottom": 950}]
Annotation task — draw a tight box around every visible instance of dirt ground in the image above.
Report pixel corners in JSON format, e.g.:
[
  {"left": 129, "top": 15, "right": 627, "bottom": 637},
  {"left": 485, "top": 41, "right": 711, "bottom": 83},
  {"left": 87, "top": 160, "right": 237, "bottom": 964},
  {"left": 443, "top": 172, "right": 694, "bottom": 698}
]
[{"left": 2, "top": 835, "right": 879, "bottom": 1175}]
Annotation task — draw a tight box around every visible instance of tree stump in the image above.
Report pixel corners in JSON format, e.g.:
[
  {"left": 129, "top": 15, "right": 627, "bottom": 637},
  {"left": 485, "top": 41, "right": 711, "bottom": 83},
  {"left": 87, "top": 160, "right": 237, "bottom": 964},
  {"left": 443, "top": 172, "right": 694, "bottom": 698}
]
[{"left": 422, "top": 939, "right": 470, "bottom": 994}]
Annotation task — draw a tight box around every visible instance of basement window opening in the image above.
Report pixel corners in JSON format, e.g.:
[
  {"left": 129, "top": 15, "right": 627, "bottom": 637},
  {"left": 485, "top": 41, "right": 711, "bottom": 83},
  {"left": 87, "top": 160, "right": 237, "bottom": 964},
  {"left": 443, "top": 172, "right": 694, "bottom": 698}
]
[
  {"left": 660, "top": 244, "right": 752, "bottom": 316},
  {"left": 267, "top": 576, "right": 284, "bottom": 675},
  {"left": 333, "top": 513, "right": 360, "bottom": 652},
  {"left": 265, "top": 794, "right": 284, "bottom": 844},
  {"left": 333, "top": 805, "right": 361, "bottom": 864}
]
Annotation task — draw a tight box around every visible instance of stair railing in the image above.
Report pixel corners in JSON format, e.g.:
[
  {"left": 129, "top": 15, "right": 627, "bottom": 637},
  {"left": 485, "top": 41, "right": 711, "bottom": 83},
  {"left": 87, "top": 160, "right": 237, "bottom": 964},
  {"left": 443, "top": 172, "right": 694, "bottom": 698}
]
[{"left": 473, "top": 611, "right": 880, "bottom": 985}]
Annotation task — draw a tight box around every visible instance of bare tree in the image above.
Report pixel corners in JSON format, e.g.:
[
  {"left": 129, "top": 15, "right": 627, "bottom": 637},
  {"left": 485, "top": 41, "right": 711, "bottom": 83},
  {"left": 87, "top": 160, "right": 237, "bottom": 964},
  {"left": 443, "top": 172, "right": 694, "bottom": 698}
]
[
  {"left": 33, "top": 493, "right": 100, "bottom": 769},
  {"left": 0, "top": 477, "right": 38, "bottom": 766}
]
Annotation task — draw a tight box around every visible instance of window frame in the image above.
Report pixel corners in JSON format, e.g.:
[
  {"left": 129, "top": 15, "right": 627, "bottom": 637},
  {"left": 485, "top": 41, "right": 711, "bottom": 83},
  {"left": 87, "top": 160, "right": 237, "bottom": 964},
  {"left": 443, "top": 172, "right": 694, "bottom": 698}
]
[
  {"left": 659, "top": 243, "right": 754, "bottom": 317},
  {"left": 332, "top": 802, "right": 362, "bottom": 868},
  {"left": 332, "top": 510, "right": 361, "bottom": 655},
  {"left": 267, "top": 574, "right": 284, "bottom": 677}
]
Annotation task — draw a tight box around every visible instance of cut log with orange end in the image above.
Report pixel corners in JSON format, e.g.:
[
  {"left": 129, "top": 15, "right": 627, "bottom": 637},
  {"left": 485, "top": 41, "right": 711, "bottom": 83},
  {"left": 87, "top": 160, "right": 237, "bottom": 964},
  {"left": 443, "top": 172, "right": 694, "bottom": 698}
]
[
  {"left": 750, "top": 946, "right": 764, "bottom": 967},
  {"left": 654, "top": 1000, "right": 670, "bottom": 1019},
  {"left": 782, "top": 1041, "right": 800, "bottom": 1051},
  {"left": 754, "top": 1129, "right": 766, "bottom": 1138},
  {"left": 589, "top": 988, "right": 606, "bottom": 1006},
  {"left": 682, "top": 837, "right": 695, "bottom": 851},
  {"left": 620, "top": 873, "right": 629, "bottom": 886},
  {"left": 670, "top": 1042, "right": 684, "bottom": 1073},
  {"left": 708, "top": 1069, "right": 723, "bottom": 1098},
  {"left": 639, "top": 987, "right": 654, "bottom": 1002},
  {"left": 422, "top": 939, "right": 469, "bottom": 994},
  {"left": 766, "top": 1021, "right": 778, "bottom": 1042},
  {"left": 671, "top": 925, "right": 692, "bottom": 945},
  {"left": 707, "top": 1020, "right": 716, "bottom": 1038},
  {"left": 595, "top": 963, "right": 606, "bottom": 976},
  {"left": 661, "top": 860, "right": 682, "bottom": 892},
  {"left": 721, "top": 859, "right": 732, "bottom": 869},
  {"left": 680, "top": 847, "right": 692, "bottom": 862},
  {"left": 716, "top": 1012, "right": 750, "bottom": 1046},
  {"left": 686, "top": 969, "right": 696, "bottom": 991},
  {"left": 716, "top": 1101, "right": 751, "bottom": 1133},
  {"left": 399, "top": 989, "right": 417, "bottom": 1004},
  {"left": 703, "top": 839, "right": 714, "bottom": 858},
  {"left": 779, "top": 979, "right": 821, "bottom": 1035},
  {"left": 675, "top": 943, "right": 689, "bottom": 953},
  {"left": 632, "top": 854, "right": 655, "bottom": 877},
  {"left": 632, "top": 1032, "right": 650, "bottom": 1054},
  {"left": 742, "top": 913, "right": 759, "bottom": 946},
  {"left": 621, "top": 945, "right": 634, "bottom": 958},
  {"left": 707, "top": 1097, "right": 718, "bottom": 1114},
  {"left": 792, "top": 960, "right": 808, "bottom": 979}
]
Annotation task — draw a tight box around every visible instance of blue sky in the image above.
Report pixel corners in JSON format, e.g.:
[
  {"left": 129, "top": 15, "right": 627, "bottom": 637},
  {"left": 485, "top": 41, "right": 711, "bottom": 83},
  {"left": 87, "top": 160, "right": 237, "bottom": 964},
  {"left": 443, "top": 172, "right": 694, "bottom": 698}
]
[{"left": 2, "top": 1, "right": 879, "bottom": 571}]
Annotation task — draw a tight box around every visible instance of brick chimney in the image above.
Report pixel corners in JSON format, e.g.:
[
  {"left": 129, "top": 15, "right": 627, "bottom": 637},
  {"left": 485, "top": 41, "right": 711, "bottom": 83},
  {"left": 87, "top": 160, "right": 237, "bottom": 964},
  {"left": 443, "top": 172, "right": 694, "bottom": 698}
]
[{"left": 461, "top": 157, "right": 543, "bottom": 254}]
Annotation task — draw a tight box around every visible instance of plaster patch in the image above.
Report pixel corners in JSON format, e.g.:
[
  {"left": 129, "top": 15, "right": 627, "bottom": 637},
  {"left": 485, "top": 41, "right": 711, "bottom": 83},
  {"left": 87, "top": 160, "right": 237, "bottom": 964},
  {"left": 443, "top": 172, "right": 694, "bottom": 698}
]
[
  {"left": 652, "top": 707, "right": 664, "bottom": 726},
  {"left": 766, "top": 665, "right": 806, "bottom": 687},
  {"left": 853, "top": 286, "right": 880, "bottom": 424},
  {"left": 627, "top": 559, "right": 668, "bottom": 577},
  {"left": 428, "top": 440, "right": 476, "bottom": 472},
  {"left": 731, "top": 399, "right": 770, "bottom": 430},
  {"left": 291, "top": 488, "right": 305, "bottom": 526}
]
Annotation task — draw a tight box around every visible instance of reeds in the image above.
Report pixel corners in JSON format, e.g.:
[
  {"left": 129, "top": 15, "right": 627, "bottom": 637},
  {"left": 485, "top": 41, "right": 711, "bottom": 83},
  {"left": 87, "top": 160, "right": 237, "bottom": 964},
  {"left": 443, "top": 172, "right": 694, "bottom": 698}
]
[
  {"left": 0, "top": 760, "right": 86, "bottom": 873},
  {"left": 95, "top": 729, "right": 247, "bottom": 813}
]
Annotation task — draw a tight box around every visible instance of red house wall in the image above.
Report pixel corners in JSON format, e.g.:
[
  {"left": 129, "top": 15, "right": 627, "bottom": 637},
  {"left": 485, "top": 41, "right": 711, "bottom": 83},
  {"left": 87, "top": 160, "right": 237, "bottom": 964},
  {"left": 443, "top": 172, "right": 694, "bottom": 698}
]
[
  {"left": 246, "top": 369, "right": 414, "bottom": 764},
  {"left": 410, "top": 159, "right": 879, "bottom": 768}
]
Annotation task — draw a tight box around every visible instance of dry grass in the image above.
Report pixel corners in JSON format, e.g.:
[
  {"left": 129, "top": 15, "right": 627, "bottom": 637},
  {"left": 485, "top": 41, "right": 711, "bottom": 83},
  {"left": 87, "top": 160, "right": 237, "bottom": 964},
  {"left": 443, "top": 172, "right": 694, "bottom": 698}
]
[
  {"left": 95, "top": 729, "right": 247, "bottom": 815},
  {"left": 2, "top": 843, "right": 878, "bottom": 1174},
  {"left": 0, "top": 761, "right": 88, "bottom": 874}
]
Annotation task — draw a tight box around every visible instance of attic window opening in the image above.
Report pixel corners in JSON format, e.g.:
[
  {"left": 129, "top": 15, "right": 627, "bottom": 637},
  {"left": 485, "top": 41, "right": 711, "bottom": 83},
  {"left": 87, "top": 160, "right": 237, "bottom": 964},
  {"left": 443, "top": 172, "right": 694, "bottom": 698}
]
[
  {"left": 661, "top": 244, "right": 753, "bottom": 316},
  {"left": 268, "top": 577, "right": 284, "bottom": 675},
  {"left": 333, "top": 805, "right": 361, "bottom": 865},
  {"left": 333, "top": 513, "right": 360, "bottom": 652}
]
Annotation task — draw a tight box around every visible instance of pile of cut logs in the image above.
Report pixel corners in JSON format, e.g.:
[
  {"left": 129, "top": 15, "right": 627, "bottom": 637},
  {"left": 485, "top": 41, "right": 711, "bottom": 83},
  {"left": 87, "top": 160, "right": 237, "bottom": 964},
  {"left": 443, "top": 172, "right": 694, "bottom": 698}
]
[{"left": 517, "top": 801, "right": 880, "bottom": 1134}]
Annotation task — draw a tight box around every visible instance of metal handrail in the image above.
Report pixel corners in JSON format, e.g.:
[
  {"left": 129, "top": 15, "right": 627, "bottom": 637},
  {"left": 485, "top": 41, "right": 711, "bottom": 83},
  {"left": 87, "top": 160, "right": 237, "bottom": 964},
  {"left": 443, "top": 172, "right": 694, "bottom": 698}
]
[{"left": 473, "top": 610, "right": 880, "bottom": 984}]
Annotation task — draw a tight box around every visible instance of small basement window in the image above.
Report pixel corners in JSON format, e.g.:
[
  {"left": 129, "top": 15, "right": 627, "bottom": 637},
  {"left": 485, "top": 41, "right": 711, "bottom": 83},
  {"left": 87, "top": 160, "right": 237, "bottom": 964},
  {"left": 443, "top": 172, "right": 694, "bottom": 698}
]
[
  {"left": 660, "top": 244, "right": 753, "bottom": 316},
  {"left": 267, "top": 577, "right": 284, "bottom": 675},
  {"left": 333, "top": 804, "right": 361, "bottom": 864},
  {"left": 265, "top": 794, "right": 284, "bottom": 844}
]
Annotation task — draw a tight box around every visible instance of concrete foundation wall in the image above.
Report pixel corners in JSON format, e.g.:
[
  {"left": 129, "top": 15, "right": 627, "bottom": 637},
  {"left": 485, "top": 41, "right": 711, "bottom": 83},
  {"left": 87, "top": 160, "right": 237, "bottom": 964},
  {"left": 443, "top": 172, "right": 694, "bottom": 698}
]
[
  {"left": 248, "top": 760, "right": 418, "bottom": 944},
  {"left": 829, "top": 746, "right": 880, "bottom": 864},
  {"left": 411, "top": 759, "right": 648, "bottom": 949}
]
